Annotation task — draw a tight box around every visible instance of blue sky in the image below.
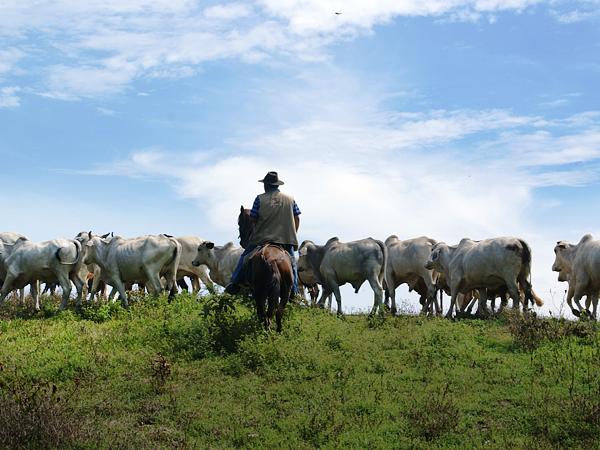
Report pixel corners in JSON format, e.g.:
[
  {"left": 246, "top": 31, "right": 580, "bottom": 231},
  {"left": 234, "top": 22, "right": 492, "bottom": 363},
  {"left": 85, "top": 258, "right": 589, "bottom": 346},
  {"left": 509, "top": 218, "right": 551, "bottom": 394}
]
[{"left": 1, "top": 0, "right": 600, "bottom": 313}]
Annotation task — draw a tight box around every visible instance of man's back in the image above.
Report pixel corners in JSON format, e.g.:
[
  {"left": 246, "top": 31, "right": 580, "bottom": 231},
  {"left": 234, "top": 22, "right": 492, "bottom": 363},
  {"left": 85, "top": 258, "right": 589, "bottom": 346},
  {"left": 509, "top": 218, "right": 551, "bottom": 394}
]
[{"left": 249, "top": 189, "right": 299, "bottom": 249}]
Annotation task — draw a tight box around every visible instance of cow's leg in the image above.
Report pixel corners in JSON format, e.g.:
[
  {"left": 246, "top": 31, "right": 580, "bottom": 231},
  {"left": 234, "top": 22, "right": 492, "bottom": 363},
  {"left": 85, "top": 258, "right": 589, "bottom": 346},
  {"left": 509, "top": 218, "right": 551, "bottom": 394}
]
[
  {"left": 89, "top": 274, "right": 101, "bottom": 302},
  {"left": 504, "top": 279, "right": 523, "bottom": 314},
  {"left": 466, "top": 296, "right": 477, "bottom": 314},
  {"left": 57, "top": 272, "right": 72, "bottom": 310},
  {"left": 177, "top": 277, "right": 189, "bottom": 293},
  {"left": 331, "top": 284, "right": 343, "bottom": 316},
  {"left": 197, "top": 268, "right": 214, "bottom": 293},
  {"left": 564, "top": 282, "right": 580, "bottom": 317},
  {"left": 476, "top": 289, "right": 490, "bottom": 318},
  {"left": 571, "top": 278, "right": 590, "bottom": 319},
  {"left": 112, "top": 279, "right": 129, "bottom": 307},
  {"left": 31, "top": 281, "right": 40, "bottom": 311},
  {"left": 0, "top": 272, "right": 17, "bottom": 306},
  {"left": 427, "top": 283, "right": 441, "bottom": 316},
  {"left": 70, "top": 274, "right": 84, "bottom": 306},
  {"left": 368, "top": 276, "right": 384, "bottom": 316},
  {"left": 446, "top": 286, "right": 460, "bottom": 319},
  {"left": 321, "top": 275, "right": 343, "bottom": 315},
  {"left": 107, "top": 286, "right": 119, "bottom": 302},
  {"left": 591, "top": 294, "right": 598, "bottom": 321},
  {"left": 388, "top": 282, "right": 397, "bottom": 315},
  {"left": 584, "top": 295, "right": 593, "bottom": 318},
  {"left": 383, "top": 285, "right": 390, "bottom": 309}
]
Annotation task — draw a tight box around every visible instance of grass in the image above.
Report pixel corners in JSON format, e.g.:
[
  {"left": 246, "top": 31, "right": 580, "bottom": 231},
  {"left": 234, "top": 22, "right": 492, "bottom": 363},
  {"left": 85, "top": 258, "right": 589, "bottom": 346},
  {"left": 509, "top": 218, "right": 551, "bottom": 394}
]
[{"left": 0, "top": 293, "right": 599, "bottom": 449}]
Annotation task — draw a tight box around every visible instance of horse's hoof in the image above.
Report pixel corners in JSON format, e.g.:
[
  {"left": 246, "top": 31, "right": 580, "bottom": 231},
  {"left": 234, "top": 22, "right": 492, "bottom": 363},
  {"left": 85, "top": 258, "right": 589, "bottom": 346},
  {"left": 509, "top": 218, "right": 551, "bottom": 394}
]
[{"left": 572, "top": 309, "right": 581, "bottom": 317}]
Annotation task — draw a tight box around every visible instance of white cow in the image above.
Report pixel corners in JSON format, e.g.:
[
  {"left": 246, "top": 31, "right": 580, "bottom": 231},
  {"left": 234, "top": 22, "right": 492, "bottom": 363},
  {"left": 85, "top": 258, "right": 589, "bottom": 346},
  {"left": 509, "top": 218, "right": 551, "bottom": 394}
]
[
  {"left": 0, "top": 238, "right": 85, "bottom": 310},
  {"left": 83, "top": 234, "right": 181, "bottom": 306},
  {"left": 298, "top": 237, "right": 387, "bottom": 315},
  {"left": 552, "top": 234, "right": 600, "bottom": 319},
  {"left": 74, "top": 231, "right": 111, "bottom": 301},
  {"left": 296, "top": 251, "right": 332, "bottom": 308},
  {"left": 425, "top": 237, "right": 542, "bottom": 318},
  {"left": 0, "top": 232, "right": 28, "bottom": 303},
  {"left": 191, "top": 241, "right": 243, "bottom": 288},
  {"left": 175, "top": 236, "right": 214, "bottom": 293},
  {"left": 385, "top": 235, "right": 440, "bottom": 316}
]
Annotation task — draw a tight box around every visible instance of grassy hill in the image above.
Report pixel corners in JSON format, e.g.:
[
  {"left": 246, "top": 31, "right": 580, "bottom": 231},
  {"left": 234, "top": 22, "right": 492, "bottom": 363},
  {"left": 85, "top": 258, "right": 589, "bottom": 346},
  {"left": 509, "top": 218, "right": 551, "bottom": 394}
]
[{"left": 0, "top": 293, "right": 599, "bottom": 449}]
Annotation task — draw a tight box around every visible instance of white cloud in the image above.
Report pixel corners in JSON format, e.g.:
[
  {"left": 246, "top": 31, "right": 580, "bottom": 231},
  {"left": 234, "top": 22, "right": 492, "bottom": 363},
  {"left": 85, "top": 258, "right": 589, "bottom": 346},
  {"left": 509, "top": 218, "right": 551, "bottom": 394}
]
[
  {"left": 0, "top": 0, "right": 571, "bottom": 100},
  {"left": 96, "top": 106, "right": 117, "bottom": 116},
  {"left": 0, "top": 48, "right": 24, "bottom": 78},
  {"left": 0, "top": 86, "right": 21, "bottom": 108}
]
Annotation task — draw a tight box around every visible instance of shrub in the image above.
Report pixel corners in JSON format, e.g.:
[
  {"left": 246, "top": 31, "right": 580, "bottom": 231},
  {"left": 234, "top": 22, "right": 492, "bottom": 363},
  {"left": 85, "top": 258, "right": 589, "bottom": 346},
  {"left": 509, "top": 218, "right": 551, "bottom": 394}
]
[
  {"left": 406, "top": 383, "right": 459, "bottom": 440},
  {"left": 0, "top": 368, "right": 92, "bottom": 448},
  {"left": 506, "top": 310, "right": 597, "bottom": 351}
]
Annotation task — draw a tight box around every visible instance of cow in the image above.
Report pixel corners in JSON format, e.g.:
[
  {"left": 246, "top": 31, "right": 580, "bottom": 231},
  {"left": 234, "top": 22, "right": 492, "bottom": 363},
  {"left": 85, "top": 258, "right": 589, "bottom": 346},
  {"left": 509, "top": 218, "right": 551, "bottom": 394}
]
[
  {"left": 384, "top": 235, "right": 440, "bottom": 316},
  {"left": 83, "top": 234, "right": 181, "bottom": 306},
  {"left": 0, "top": 238, "right": 85, "bottom": 310},
  {"left": 191, "top": 241, "right": 243, "bottom": 288},
  {"left": 174, "top": 236, "right": 214, "bottom": 293},
  {"left": 298, "top": 237, "right": 387, "bottom": 315},
  {"left": 297, "top": 253, "right": 331, "bottom": 308},
  {"left": 0, "top": 232, "right": 28, "bottom": 303},
  {"left": 74, "top": 231, "right": 111, "bottom": 301},
  {"left": 425, "top": 237, "right": 542, "bottom": 318},
  {"left": 552, "top": 234, "right": 600, "bottom": 319}
]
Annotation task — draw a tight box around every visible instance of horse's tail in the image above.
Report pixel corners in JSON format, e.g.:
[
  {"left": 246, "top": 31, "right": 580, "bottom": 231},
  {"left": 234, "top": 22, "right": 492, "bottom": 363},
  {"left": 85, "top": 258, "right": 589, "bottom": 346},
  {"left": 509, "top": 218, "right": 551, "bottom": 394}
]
[{"left": 261, "top": 248, "right": 282, "bottom": 300}]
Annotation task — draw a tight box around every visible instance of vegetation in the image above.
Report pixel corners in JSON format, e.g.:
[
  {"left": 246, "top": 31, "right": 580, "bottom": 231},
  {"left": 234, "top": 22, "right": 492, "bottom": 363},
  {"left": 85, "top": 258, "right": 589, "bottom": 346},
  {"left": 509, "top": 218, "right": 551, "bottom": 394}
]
[{"left": 0, "top": 293, "right": 599, "bottom": 449}]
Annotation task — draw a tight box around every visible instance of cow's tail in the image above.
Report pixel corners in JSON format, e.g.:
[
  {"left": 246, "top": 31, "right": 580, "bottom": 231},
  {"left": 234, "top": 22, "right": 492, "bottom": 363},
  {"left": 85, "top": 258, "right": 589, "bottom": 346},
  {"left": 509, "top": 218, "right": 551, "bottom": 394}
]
[
  {"left": 57, "top": 239, "right": 82, "bottom": 265},
  {"left": 375, "top": 239, "right": 388, "bottom": 292},
  {"left": 166, "top": 237, "right": 182, "bottom": 296},
  {"left": 516, "top": 239, "right": 543, "bottom": 307}
]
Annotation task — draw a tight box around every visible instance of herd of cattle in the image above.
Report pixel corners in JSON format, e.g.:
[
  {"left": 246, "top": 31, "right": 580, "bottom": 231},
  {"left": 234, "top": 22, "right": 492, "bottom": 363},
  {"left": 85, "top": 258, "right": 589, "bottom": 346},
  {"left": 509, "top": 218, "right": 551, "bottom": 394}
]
[{"left": 0, "top": 230, "right": 598, "bottom": 319}]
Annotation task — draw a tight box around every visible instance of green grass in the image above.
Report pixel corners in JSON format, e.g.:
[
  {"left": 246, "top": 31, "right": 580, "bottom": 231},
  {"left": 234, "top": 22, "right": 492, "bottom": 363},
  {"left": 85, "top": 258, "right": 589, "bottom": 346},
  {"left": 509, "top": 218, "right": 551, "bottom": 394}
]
[{"left": 1, "top": 293, "right": 599, "bottom": 449}]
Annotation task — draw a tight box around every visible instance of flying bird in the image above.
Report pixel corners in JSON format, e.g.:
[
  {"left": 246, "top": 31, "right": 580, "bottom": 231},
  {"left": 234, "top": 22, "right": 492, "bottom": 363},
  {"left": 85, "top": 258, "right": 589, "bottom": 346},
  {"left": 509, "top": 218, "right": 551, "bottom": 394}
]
[{"left": 334, "top": 11, "right": 342, "bottom": 15}]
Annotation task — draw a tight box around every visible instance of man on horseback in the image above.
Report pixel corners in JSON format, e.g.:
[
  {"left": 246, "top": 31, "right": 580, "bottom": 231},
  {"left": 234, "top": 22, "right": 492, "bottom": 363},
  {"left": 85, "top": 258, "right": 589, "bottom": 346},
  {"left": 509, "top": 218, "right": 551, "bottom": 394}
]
[{"left": 225, "top": 171, "right": 301, "bottom": 295}]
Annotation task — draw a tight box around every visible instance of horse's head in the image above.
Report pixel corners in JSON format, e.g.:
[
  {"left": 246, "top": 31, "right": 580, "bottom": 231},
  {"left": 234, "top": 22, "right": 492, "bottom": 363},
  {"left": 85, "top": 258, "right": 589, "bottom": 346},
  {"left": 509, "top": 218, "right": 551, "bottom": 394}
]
[{"left": 238, "top": 205, "right": 254, "bottom": 249}]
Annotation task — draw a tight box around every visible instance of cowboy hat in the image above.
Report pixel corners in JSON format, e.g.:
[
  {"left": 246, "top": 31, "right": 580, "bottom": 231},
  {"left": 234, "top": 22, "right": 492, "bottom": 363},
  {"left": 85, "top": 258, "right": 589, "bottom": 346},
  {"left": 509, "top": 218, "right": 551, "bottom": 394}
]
[{"left": 258, "top": 171, "right": 284, "bottom": 186}]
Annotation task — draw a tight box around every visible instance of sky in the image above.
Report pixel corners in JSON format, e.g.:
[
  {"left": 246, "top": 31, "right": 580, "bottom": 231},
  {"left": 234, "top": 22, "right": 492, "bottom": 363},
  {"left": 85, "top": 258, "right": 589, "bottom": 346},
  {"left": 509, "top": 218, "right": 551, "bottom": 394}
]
[{"left": 1, "top": 0, "right": 600, "bottom": 314}]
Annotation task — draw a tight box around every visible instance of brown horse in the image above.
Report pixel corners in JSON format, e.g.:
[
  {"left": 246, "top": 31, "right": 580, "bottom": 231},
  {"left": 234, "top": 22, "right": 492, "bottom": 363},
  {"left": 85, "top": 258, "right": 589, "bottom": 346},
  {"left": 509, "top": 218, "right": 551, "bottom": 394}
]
[{"left": 238, "top": 206, "right": 293, "bottom": 332}]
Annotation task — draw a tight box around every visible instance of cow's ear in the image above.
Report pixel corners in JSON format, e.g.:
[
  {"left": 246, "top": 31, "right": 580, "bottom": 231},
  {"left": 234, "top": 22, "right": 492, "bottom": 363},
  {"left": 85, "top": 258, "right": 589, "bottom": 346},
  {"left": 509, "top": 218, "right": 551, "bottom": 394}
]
[
  {"left": 240, "top": 205, "right": 245, "bottom": 212},
  {"left": 206, "top": 241, "right": 215, "bottom": 249}
]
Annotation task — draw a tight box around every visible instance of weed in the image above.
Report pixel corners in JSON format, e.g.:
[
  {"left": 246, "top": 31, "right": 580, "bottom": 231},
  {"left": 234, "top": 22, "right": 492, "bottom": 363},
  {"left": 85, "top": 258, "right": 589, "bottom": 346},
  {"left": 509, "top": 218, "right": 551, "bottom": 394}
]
[
  {"left": 506, "top": 310, "right": 597, "bottom": 351},
  {"left": 150, "top": 353, "right": 172, "bottom": 393},
  {"left": 407, "top": 383, "right": 459, "bottom": 440},
  {"left": 0, "top": 365, "right": 92, "bottom": 449}
]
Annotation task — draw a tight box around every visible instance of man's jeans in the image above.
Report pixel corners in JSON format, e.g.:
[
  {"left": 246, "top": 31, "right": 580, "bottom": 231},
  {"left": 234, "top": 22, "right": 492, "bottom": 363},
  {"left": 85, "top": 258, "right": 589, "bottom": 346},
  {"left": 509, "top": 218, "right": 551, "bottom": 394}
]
[{"left": 230, "top": 244, "right": 299, "bottom": 295}]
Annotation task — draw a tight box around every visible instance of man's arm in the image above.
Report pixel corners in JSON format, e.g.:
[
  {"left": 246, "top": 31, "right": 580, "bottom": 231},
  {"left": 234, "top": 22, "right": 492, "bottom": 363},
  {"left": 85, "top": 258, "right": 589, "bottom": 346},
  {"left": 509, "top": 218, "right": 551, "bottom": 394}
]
[
  {"left": 293, "top": 200, "right": 301, "bottom": 231},
  {"left": 250, "top": 195, "right": 260, "bottom": 226}
]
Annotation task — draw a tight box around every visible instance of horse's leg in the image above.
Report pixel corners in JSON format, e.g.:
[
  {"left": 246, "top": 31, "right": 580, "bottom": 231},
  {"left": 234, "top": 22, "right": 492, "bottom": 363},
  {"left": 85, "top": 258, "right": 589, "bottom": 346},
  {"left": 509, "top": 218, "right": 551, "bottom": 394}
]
[
  {"left": 265, "top": 284, "right": 278, "bottom": 332},
  {"left": 276, "top": 285, "right": 291, "bottom": 333},
  {"left": 276, "top": 260, "right": 293, "bottom": 332}
]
